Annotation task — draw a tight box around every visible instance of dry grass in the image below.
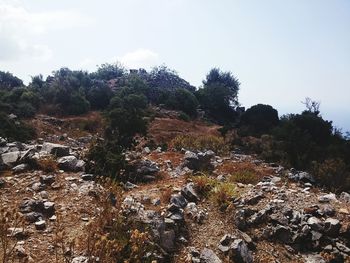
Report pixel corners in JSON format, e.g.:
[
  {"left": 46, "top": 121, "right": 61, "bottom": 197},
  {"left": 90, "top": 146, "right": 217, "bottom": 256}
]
[
  {"left": 0, "top": 205, "right": 25, "bottom": 263},
  {"left": 37, "top": 156, "right": 58, "bottom": 173},
  {"left": 192, "top": 174, "right": 217, "bottom": 197},
  {"left": 170, "top": 134, "right": 229, "bottom": 155},
  {"left": 210, "top": 183, "right": 236, "bottom": 209},
  {"left": 148, "top": 117, "right": 221, "bottom": 145},
  {"left": 217, "top": 161, "right": 272, "bottom": 185}
]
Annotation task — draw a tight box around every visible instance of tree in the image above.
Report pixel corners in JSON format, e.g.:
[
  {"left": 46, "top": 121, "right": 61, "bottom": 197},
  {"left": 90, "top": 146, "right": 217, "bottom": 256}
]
[
  {"left": 0, "top": 71, "right": 23, "bottom": 90},
  {"left": 302, "top": 97, "right": 320, "bottom": 115},
  {"left": 196, "top": 68, "right": 240, "bottom": 124},
  {"left": 202, "top": 68, "right": 240, "bottom": 107},
  {"left": 91, "top": 62, "right": 127, "bottom": 81}
]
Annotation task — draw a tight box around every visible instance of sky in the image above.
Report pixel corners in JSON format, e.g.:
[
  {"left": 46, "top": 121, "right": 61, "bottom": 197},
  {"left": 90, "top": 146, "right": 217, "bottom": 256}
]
[{"left": 0, "top": 0, "right": 349, "bottom": 131}]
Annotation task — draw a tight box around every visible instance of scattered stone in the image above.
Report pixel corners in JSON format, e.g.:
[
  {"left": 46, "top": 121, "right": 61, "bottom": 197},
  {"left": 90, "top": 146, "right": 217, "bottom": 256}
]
[
  {"left": 318, "top": 193, "right": 337, "bottom": 203},
  {"left": 229, "top": 239, "right": 253, "bottom": 263},
  {"left": 43, "top": 201, "right": 55, "bottom": 216},
  {"left": 15, "top": 245, "right": 27, "bottom": 257},
  {"left": 81, "top": 174, "right": 94, "bottom": 181},
  {"left": 160, "top": 229, "right": 176, "bottom": 252},
  {"left": 124, "top": 181, "right": 138, "bottom": 190},
  {"left": 307, "top": 217, "right": 323, "bottom": 231},
  {"left": 72, "top": 256, "right": 88, "bottom": 263},
  {"left": 8, "top": 228, "right": 26, "bottom": 239},
  {"left": 57, "top": 156, "right": 78, "bottom": 171},
  {"left": 41, "top": 142, "right": 69, "bottom": 157},
  {"left": 35, "top": 220, "right": 46, "bottom": 230},
  {"left": 181, "top": 183, "right": 199, "bottom": 202},
  {"left": 40, "top": 175, "right": 55, "bottom": 185},
  {"left": 1, "top": 151, "right": 21, "bottom": 168},
  {"left": 218, "top": 234, "right": 234, "bottom": 253},
  {"left": 143, "top": 147, "right": 151, "bottom": 154},
  {"left": 170, "top": 194, "right": 188, "bottom": 208},
  {"left": 12, "top": 163, "right": 29, "bottom": 173},
  {"left": 273, "top": 225, "right": 292, "bottom": 244},
  {"left": 340, "top": 192, "right": 350, "bottom": 203},
  {"left": 200, "top": 248, "right": 222, "bottom": 263},
  {"left": 183, "top": 150, "right": 215, "bottom": 171},
  {"left": 324, "top": 218, "right": 341, "bottom": 237}
]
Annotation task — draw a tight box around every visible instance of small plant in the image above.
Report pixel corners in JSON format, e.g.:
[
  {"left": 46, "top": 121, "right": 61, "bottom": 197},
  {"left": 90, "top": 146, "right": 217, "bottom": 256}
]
[
  {"left": 211, "top": 183, "right": 236, "bottom": 209},
  {"left": 192, "top": 174, "right": 217, "bottom": 197}
]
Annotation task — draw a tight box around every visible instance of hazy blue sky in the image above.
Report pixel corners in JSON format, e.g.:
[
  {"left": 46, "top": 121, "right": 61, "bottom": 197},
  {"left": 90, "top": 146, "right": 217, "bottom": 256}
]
[{"left": 0, "top": 0, "right": 349, "bottom": 131}]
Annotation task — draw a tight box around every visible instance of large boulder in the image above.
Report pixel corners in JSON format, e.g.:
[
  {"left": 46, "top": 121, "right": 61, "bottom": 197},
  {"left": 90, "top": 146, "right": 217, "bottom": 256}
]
[
  {"left": 41, "top": 142, "right": 69, "bottom": 157},
  {"left": 1, "top": 151, "right": 21, "bottom": 168},
  {"left": 229, "top": 239, "right": 253, "bottom": 263},
  {"left": 181, "top": 183, "right": 199, "bottom": 202},
  {"left": 57, "top": 156, "right": 79, "bottom": 171},
  {"left": 127, "top": 159, "right": 160, "bottom": 182},
  {"left": 183, "top": 150, "right": 215, "bottom": 171}
]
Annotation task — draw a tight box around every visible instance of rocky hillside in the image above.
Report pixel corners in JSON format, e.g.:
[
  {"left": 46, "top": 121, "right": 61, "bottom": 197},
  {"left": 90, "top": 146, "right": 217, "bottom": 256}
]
[{"left": 1, "top": 112, "right": 350, "bottom": 263}]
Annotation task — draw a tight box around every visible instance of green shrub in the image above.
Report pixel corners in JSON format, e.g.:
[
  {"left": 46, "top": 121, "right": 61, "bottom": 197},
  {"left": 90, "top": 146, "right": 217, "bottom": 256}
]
[
  {"left": 166, "top": 88, "right": 198, "bottom": 116},
  {"left": 0, "top": 113, "right": 36, "bottom": 142},
  {"left": 178, "top": 112, "right": 190, "bottom": 122}
]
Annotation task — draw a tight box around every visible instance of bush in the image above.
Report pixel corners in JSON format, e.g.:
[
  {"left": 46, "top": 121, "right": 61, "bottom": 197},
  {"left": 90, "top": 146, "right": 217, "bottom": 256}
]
[
  {"left": 170, "top": 134, "right": 229, "bottom": 155},
  {"left": 66, "top": 93, "right": 90, "bottom": 115},
  {"left": 178, "top": 112, "right": 190, "bottom": 122},
  {"left": 239, "top": 104, "right": 279, "bottom": 136},
  {"left": 0, "top": 113, "right": 36, "bottom": 142},
  {"left": 312, "top": 159, "right": 350, "bottom": 192},
  {"left": 14, "top": 102, "right": 36, "bottom": 118},
  {"left": 166, "top": 88, "right": 198, "bottom": 116}
]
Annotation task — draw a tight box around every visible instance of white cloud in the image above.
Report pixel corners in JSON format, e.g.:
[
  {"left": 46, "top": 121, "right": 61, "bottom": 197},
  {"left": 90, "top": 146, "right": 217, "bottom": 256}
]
[
  {"left": 118, "top": 49, "right": 160, "bottom": 69},
  {"left": 0, "top": 2, "right": 91, "bottom": 62}
]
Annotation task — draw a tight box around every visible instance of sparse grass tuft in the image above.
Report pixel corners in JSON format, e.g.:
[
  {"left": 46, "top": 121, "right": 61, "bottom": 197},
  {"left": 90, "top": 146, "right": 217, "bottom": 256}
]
[
  {"left": 218, "top": 161, "right": 271, "bottom": 185},
  {"left": 229, "top": 170, "right": 259, "bottom": 184},
  {"left": 192, "top": 174, "right": 217, "bottom": 197},
  {"left": 37, "top": 156, "right": 58, "bottom": 173},
  {"left": 211, "top": 183, "right": 236, "bottom": 209}
]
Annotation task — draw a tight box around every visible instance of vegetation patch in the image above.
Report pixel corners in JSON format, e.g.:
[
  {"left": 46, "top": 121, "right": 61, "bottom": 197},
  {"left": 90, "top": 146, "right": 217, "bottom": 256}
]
[{"left": 170, "top": 134, "right": 229, "bottom": 155}]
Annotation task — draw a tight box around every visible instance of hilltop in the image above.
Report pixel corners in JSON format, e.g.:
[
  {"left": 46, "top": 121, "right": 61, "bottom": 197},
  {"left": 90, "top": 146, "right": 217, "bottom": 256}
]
[
  {"left": 1, "top": 64, "right": 350, "bottom": 263},
  {"left": 0, "top": 108, "right": 350, "bottom": 263}
]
